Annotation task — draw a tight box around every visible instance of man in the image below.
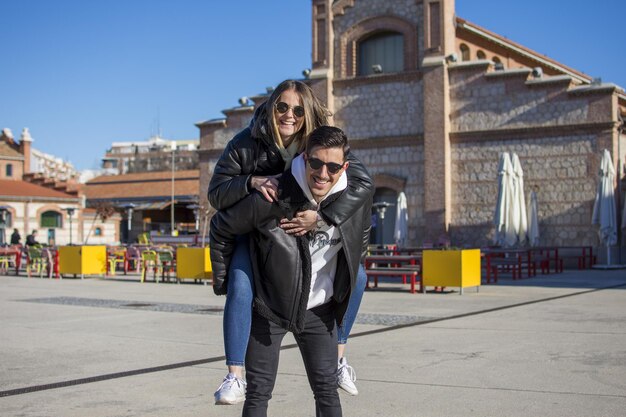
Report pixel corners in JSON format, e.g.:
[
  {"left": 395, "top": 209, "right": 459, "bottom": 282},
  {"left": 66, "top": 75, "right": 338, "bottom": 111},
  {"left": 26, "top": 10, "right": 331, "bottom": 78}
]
[
  {"left": 25, "top": 230, "right": 39, "bottom": 246},
  {"left": 210, "top": 126, "right": 372, "bottom": 417},
  {"left": 10, "top": 229, "right": 21, "bottom": 245}
]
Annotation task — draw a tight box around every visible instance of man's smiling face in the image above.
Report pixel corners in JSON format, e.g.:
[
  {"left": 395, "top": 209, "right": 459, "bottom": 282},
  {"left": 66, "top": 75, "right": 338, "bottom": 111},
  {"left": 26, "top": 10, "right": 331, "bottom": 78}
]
[{"left": 304, "top": 146, "right": 348, "bottom": 202}]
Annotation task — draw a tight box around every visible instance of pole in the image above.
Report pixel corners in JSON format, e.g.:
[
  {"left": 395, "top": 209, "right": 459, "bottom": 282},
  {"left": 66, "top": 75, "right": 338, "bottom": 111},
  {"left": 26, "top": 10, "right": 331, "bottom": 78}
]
[{"left": 171, "top": 143, "right": 176, "bottom": 235}]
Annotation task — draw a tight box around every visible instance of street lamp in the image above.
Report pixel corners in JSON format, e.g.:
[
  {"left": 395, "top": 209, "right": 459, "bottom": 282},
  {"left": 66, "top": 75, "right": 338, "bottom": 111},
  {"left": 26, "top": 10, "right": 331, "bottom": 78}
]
[
  {"left": 63, "top": 207, "right": 76, "bottom": 245},
  {"left": 123, "top": 203, "right": 135, "bottom": 243},
  {"left": 170, "top": 141, "right": 176, "bottom": 236},
  {"left": 372, "top": 202, "right": 393, "bottom": 245}
]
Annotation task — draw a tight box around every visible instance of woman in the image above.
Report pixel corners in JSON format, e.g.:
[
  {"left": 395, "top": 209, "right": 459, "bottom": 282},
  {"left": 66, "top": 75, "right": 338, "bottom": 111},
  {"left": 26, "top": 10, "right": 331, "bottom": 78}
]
[{"left": 209, "top": 79, "right": 372, "bottom": 405}]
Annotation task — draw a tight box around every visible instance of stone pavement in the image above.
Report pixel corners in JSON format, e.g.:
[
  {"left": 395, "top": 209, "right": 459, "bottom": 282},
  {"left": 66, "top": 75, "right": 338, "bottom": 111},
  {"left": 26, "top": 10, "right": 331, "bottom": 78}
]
[{"left": 1, "top": 269, "right": 625, "bottom": 417}]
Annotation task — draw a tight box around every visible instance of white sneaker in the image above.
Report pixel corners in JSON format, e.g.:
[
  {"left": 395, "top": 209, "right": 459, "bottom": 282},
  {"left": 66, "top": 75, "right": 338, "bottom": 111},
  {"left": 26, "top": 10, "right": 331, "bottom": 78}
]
[
  {"left": 337, "top": 357, "right": 358, "bottom": 396},
  {"left": 214, "top": 373, "right": 246, "bottom": 405}
]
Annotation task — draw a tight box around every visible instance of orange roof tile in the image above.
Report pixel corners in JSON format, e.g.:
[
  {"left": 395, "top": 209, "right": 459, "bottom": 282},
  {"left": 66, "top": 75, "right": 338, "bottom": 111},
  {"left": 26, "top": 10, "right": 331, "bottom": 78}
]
[
  {"left": 87, "top": 170, "right": 199, "bottom": 184},
  {"left": 83, "top": 170, "right": 199, "bottom": 200},
  {"left": 0, "top": 179, "right": 79, "bottom": 200}
]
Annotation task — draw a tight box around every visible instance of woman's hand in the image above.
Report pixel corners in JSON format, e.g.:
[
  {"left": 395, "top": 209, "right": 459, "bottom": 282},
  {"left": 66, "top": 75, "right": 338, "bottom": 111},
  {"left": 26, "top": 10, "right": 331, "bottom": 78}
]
[
  {"left": 280, "top": 209, "right": 318, "bottom": 236},
  {"left": 250, "top": 175, "right": 280, "bottom": 202}
]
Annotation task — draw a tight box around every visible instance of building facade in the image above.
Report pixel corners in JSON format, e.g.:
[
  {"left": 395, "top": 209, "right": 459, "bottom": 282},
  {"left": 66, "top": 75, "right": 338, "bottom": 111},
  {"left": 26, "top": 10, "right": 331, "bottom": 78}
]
[
  {"left": 82, "top": 170, "right": 202, "bottom": 243},
  {"left": 101, "top": 135, "right": 199, "bottom": 175},
  {"left": 198, "top": 0, "right": 626, "bottom": 251},
  {"left": 0, "top": 127, "right": 121, "bottom": 246}
]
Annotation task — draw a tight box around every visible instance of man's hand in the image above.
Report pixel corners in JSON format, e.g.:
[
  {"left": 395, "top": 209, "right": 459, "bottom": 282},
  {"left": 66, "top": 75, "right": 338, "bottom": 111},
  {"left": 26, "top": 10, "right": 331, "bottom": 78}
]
[
  {"left": 280, "top": 209, "right": 318, "bottom": 236},
  {"left": 250, "top": 174, "right": 280, "bottom": 202}
]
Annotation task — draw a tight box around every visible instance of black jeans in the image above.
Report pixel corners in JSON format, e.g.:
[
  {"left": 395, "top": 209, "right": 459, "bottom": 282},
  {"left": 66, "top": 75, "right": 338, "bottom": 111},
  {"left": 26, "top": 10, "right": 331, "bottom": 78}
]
[{"left": 243, "top": 302, "right": 342, "bottom": 417}]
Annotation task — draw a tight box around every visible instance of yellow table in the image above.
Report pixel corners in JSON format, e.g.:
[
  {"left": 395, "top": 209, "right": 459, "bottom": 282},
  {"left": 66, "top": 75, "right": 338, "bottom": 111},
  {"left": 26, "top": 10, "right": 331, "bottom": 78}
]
[
  {"left": 58, "top": 245, "right": 107, "bottom": 278},
  {"left": 176, "top": 247, "right": 212, "bottom": 284},
  {"left": 422, "top": 249, "right": 481, "bottom": 294}
]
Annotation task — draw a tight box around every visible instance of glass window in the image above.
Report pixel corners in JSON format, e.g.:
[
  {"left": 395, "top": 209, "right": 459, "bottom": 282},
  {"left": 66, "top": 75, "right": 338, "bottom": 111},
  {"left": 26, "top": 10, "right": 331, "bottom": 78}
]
[
  {"left": 476, "top": 50, "right": 486, "bottom": 59},
  {"left": 358, "top": 32, "right": 404, "bottom": 76},
  {"left": 94, "top": 227, "right": 103, "bottom": 236},
  {"left": 41, "top": 211, "right": 62, "bottom": 228},
  {"left": 0, "top": 211, "right": 11, "bottom": 228},
  {"left": 460, "top": 44, "right": 470, "bottom": 61},
  {"left": 5, "top": 164, "right": 13, "bottom": 177}
]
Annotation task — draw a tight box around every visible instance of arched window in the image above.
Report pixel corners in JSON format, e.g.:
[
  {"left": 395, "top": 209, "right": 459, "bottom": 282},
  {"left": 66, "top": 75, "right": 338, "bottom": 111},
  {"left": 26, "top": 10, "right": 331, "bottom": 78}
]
[
  {"left": 460, "top": 44, "right": 470, "bottom": 61},
  {"left": 371, "top": 188, "right": 398, "bottom": 245},
  {"left": 358, "top": 31, "right": 404, "bottom": 76},
  {"left": 0, "top": 211, "right": 11, "bottom": 228},
  {"left": 476, "top": 50, "right": 486, "bottom": 59},
  {"left": 492, "top": 56, "right": 502, "bottom": 64},
  {"left": 41, "top": 211, "right": 62, "bottom": 228},
  {"left": 5, "top": 164, "right": 13, "bottom": 177}
]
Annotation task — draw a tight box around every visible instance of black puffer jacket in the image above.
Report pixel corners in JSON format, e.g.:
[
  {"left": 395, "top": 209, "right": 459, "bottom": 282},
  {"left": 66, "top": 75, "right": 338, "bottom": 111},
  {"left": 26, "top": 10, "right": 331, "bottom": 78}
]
[
  {"left": 210, "top": 171, "right": 373, "bottom": 333},
  {"left": 208, "top": 125, "right": 374, "bottom": 227}
]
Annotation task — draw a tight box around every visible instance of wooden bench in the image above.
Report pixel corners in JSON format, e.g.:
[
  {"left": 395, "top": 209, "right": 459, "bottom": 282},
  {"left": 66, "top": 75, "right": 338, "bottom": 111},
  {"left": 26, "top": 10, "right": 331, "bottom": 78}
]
[
  {"left": 365, "top": 266, "right": 422, "bottom": 294},
  {"left": 365, "top": 255, "right": 423, "bottom": 294},
  {"left": 483, "top": 249, "right": 536, "bottom": 282}
]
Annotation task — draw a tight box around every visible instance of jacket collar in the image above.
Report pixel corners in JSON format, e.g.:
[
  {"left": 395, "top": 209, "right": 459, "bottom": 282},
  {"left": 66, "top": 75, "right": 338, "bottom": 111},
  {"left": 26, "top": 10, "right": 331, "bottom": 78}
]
[{"left": 276, "top": 171, "right": 313, "bottom": 211}]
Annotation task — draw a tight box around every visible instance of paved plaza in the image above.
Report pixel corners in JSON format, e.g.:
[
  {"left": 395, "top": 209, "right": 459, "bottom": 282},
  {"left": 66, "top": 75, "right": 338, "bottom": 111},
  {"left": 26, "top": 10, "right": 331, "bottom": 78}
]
[{"left": 1, "top": 269, "right": 625, "bottom": 417}]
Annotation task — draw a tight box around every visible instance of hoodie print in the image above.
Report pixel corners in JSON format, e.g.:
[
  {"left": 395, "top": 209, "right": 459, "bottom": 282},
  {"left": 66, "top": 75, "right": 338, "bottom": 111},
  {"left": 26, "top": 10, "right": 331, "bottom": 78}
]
[{"left": 310, "top": 230, "right": 342, "bottom": 257}]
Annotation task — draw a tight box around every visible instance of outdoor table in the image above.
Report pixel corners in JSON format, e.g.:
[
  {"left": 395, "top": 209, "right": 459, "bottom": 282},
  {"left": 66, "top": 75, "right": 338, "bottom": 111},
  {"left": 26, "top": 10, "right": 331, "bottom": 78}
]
[
  {"left": 58, "top": 245, "right": 107, "bottom": 279},
  {"left": 482, "top": 248, "right": 535, "bottom": 280},
  {"left": 364, "top": 254, "right": 422, "bottom": 293},
  {"left": 176, "top": 247, "right": 212, "bottom": 284},
  {"left": 553, "top": 246, "right": 595, "bottom": 270}
]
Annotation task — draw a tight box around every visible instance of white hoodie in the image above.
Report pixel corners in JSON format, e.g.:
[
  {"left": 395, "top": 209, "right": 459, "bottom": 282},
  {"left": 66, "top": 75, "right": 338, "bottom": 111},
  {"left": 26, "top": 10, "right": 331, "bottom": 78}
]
[{"left": 291, "top": 154, "right": 348, "bottom": 310}]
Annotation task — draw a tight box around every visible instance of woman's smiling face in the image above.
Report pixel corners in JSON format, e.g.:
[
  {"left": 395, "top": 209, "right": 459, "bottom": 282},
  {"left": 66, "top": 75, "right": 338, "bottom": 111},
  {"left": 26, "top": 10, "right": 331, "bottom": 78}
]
[{"left": 274, "top": 88, "right": 305, "bottom": 143}]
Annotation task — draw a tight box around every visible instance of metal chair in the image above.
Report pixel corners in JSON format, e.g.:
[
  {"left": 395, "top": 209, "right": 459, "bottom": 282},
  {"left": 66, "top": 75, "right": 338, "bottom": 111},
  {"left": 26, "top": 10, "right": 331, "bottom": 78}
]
[
  {"left": 26, "top": 246, "right": 52, "bottom": 278},
  {"left": 140, "top": 250, "right": 160, "bottom": 283},
  {"left": 107, "top": 247, "right": 127, "bottom": 276}
]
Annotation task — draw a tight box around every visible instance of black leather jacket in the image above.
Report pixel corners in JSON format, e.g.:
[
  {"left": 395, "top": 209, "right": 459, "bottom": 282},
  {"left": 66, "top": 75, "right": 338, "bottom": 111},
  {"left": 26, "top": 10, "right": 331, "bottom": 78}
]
[
  {"left": 210, "top": 171, "right": 373, "bottom": 333},
  {"left": 208, "top": 126, "right": 374, "bottom": 226}
]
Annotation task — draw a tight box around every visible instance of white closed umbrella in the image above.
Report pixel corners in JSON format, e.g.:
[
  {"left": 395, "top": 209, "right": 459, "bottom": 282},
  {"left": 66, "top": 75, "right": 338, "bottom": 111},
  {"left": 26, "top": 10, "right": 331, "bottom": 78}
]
[
  {"left": 591, "top": 149, "right": 617, "bottom": 265},
  {"left": 393, "top": 192, "right": 408, "bottom": 248},
  {"left": 494, "top": 152, "right": 515, "bottom": 246},
  {"left": 511, "top": 153, "right": 528, "bottom": 245},
  {"left": 527, "top": 190, "right": 540, "bottom": 247},
  {"left": 622, "top": 190, "right": 626, "bottom": 230}
]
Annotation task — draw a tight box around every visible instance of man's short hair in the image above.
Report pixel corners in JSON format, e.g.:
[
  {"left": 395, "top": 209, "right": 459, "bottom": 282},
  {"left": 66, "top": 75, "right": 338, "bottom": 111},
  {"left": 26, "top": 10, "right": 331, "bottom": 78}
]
[{"left": 306, "top": 126, "right": 350, "bottom": 160}]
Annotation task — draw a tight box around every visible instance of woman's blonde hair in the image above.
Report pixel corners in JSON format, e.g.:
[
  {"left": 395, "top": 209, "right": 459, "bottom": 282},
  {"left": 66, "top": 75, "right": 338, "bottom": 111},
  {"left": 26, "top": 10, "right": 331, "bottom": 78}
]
[{"left": 251, "top": 79, "right": 331, "bottom": 152}]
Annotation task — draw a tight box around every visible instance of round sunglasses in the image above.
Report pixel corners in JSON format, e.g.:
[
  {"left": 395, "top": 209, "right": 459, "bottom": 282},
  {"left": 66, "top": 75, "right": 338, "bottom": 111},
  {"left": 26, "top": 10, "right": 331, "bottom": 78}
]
[
  {"left": 274, "top": 101, "right": 305, "bottom": 118},
  {"left": 307, "top": 157, "right": 344, "bottom": 174}
]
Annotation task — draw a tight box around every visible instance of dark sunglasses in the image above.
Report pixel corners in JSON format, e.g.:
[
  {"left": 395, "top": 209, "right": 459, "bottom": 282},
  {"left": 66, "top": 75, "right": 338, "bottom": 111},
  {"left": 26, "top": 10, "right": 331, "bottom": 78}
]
[
  {"left": 307, "top": 157, "right": 344, "bottom": 174},
  {"left": 275, "top": 101, "right": 305, "bottom": 118}
]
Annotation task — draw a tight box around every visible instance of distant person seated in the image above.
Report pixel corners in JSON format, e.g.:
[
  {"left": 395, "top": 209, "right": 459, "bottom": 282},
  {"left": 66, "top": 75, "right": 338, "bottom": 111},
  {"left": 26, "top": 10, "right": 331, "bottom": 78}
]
[
  {"left": 10, "top": 229, "right": 21, "bottom": 245},
  {"left": 25, "top": 230, "right": 39, "bottom": 246}
]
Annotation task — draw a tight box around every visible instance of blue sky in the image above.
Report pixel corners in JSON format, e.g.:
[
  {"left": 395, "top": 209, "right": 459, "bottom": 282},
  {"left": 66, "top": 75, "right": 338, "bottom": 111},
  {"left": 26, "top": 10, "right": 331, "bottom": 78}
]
[{"left": 1, "top": 1, "right": 624, "bottom": 171}]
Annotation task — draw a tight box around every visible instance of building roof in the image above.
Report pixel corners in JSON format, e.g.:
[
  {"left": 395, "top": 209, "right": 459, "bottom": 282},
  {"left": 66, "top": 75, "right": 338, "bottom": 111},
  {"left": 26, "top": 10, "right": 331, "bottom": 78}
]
[
  {"left": 0, "top": 141, "right": 23, "bottom": 158},
  {"left": 82, "top": 169, "right": 199, "bottom": 200},
  {"left": 0, "top": 179, "right": 80, "bottom": 200},
  {"left": 456, "top": 17, "right": 592, "bottom": 84}
]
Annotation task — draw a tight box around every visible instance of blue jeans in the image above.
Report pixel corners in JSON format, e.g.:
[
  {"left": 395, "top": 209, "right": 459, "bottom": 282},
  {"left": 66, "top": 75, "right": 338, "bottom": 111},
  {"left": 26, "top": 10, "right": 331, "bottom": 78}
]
[
  {"left": 223, "top": 236, "right": 367, "bottom": 365},
  {"left": 223, "top": 236, "right": 255, "bottom": 366},
  {"left": 337, "top": 264, "right": 366, "bottom": 344}
]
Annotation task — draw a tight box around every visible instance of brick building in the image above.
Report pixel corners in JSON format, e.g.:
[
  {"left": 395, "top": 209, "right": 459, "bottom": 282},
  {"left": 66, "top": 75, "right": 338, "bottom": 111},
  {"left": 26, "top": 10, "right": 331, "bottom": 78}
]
[
  {"left": 198, "top": 0, "right": 626, "bottom": 252},
  {"left": 0, "top": 128, "right": 90, "bottom": 245},
  {"left": 82, "top": 170, "right": 201, "bottom": 243}
]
